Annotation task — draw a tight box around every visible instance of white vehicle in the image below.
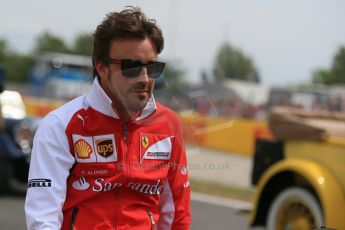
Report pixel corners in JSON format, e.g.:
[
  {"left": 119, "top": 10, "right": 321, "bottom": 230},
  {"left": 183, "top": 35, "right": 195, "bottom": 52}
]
[{"left": 30, "top": 52, "right": 93, "bottom": 100}]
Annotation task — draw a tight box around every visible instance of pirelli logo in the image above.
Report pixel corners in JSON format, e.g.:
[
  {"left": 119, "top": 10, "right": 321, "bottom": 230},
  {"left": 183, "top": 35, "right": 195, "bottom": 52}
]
[{"left": 28, "top": 179, "right": 52, "bottom": 188}]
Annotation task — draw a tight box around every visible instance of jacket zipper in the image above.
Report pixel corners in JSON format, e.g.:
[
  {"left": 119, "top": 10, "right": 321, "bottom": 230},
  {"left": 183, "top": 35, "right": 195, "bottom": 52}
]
[
  {"left": 70, "top": 207, "right": 79, "bottom": 230},
  {"left": 147, "top": 210, "right": 155, "bottom": 230},
  {"left": 123, "top": 125, "right": 131, "bottom": 178}
]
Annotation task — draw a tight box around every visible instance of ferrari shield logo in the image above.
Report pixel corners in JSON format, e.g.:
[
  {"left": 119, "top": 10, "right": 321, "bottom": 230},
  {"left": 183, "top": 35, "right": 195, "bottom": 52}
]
[{"left": 142, "top": 136, "right": 149, "bottom": 148}]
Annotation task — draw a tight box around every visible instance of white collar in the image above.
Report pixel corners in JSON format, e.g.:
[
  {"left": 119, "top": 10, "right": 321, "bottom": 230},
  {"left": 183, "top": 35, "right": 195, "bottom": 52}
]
[{"left": 85, "top": 78, "right": 157, "bottom": 121}]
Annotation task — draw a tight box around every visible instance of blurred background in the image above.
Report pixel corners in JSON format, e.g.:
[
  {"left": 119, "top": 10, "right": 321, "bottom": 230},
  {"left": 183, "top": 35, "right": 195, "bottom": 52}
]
[{"left": 1, "top": 0, "right": 345, "bottom": 229}]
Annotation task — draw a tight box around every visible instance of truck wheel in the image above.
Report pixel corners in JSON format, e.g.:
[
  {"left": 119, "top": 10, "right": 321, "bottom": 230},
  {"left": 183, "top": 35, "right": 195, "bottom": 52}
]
[{"left": 267, "top": 187, "right": 323, "bottom": 230}]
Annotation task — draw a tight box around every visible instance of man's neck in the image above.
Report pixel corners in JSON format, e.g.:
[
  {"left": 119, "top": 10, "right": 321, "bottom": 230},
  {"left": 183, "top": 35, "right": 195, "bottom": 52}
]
[{"left": 111, "top": 102, "right": 140, "bottom": 122}]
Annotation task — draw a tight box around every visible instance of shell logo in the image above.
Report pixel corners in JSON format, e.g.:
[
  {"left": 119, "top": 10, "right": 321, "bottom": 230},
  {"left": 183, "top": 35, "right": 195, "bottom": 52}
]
[{"left": 75, "top": 139, "right": 92, "bottom": 159}]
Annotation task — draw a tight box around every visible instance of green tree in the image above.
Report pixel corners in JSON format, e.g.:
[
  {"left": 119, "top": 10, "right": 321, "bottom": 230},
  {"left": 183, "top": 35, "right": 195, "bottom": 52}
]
[
  {"left": 2, "top": 53, "right": 31, "bottom": 82},
  {"left": 330, "top": 46, "right": 345, "bottom": 84},
  {"left": 73, "top": 33, "right": 93, "bottom": 56},
  {"left": 160, "top": 60, "right": 187, "bottom": 91},
  {"left": 34, "top": 31, "right": 70, "bottom": 53},
  {"left": 0, "top": 39, "right": 9, "bottom": 62},
  {"left": 0, "top": 38, "right": 31, "bottom": 83},
  {"left": 312, "top": 46, "right": 345, "bottom": 85},
  {"left": 213, "top": 42, "right": 260, "bottom": 83},
  {"left": 311, "top": 69, "right": 332, "bottom": 85}
]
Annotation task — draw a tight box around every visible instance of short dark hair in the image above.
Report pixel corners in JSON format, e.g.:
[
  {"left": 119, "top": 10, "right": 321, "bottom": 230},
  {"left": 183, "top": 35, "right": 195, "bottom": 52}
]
[{"left": 92, "top": 6, "right": 164, "bottom": 78}]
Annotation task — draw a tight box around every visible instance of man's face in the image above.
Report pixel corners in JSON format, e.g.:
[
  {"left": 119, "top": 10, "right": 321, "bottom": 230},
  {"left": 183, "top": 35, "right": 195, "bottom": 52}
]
[{"left": 98, "top": 38, "right": 157, "bottom": 114}]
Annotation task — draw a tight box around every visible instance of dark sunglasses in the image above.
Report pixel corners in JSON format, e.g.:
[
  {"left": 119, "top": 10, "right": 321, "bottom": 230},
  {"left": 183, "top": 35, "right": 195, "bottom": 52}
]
[{"left": 104, "top": 58, "right": 165, "bottom": 79}]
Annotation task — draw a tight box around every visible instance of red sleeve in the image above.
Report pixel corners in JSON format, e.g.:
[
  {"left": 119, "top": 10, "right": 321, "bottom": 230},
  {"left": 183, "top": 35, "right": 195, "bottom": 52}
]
[{"left": 157, "top": 115, "right": 191, "bottom": 230}]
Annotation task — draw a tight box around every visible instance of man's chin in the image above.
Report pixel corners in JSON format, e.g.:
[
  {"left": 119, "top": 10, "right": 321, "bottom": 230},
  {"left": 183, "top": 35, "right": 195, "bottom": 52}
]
[{"left": 126, "top": 98, "right": 149, "bottom": 112}]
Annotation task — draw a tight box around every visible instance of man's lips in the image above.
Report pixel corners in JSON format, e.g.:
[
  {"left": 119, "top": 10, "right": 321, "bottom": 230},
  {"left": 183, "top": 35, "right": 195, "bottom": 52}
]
[
  {"left": 131, "top": 83, "right": 150, "bottom": 96},
  {"left": 131, "top": 86, "right": 149, "bottom": 93},
  {"left": 133, "top": 89, "right": 148, "bottom": 93},
  {"left": 132, "top": 90, "right": 149, "bottom": 97}
]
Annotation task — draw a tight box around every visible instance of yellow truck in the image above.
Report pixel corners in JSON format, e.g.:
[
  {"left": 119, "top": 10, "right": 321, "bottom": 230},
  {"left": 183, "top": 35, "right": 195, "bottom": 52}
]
[{"left": 250, "top": 107, "right": 345, "bottom": 230}]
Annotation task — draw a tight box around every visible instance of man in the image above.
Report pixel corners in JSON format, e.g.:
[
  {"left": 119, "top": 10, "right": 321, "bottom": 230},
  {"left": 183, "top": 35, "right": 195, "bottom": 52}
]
[
  {"left": 0, "top": 66, "right": 4, "bottom": 131},
  {"left": 25, "top": 7, "right": 191, "bottom": 230}
]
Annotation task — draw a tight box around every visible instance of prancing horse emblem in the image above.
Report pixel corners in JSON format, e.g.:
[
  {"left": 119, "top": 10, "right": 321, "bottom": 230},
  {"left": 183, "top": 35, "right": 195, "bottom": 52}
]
[{"left": 141, "top": 136, "right": 149, "bottom": 148}]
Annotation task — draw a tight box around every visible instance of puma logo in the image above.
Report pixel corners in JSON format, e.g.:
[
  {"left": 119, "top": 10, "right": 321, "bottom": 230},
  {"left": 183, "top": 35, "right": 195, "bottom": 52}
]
[{"left": 77, "top": 114, "right": 88, "bottom": 127}]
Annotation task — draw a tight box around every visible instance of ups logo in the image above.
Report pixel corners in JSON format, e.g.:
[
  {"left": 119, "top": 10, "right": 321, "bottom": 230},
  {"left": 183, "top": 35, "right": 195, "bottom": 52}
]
[{"left": 96, "top": 139, "right": 114, "bottom": 157}]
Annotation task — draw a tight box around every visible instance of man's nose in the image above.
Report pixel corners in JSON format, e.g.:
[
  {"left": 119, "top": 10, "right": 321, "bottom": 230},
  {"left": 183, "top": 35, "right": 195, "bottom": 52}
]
[{"left": 136, "top": 67, "right": 150, "bottom": 83}]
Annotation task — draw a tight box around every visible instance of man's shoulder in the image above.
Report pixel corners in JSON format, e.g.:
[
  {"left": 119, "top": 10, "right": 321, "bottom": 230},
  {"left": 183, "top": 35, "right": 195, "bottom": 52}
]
[
  {"left": 156, "top": 102, "right": 174, "bottom": 113},
  {"left": 156, "top": 102, "right": 180, "bottom": 121},
  {"left": 45, "top": 95, "right": 87, "bottom": 127},
  {"left": 50, "top": 95, "right": 86, "bottom": 115}
]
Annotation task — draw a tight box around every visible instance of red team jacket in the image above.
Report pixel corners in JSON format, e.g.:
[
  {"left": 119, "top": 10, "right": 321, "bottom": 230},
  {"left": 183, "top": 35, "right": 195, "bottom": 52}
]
[{"left": 25, "top": 78, "right": 191, "bottom": 230}]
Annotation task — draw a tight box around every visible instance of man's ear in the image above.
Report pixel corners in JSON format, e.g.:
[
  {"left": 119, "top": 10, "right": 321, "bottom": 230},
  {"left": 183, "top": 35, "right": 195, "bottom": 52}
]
[{"left": 95, "top": 61, "right": 108, "bottom": 80}]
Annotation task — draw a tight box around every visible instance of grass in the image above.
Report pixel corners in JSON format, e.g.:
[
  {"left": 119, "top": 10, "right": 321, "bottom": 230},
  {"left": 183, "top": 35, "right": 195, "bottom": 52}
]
[{"left": 190, "top": 178, "right": 255, "bottom": 202}]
